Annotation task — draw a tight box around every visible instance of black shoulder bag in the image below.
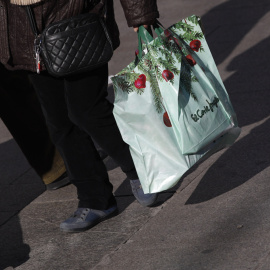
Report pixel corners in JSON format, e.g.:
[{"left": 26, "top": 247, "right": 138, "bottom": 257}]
[{"left": 25, "top": 1, "right": 113, "bottom": 77}]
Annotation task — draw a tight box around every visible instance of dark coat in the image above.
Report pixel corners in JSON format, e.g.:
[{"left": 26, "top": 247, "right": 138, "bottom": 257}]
[{"left": 0, "top": 0, "right": 159, "bottom": 72}]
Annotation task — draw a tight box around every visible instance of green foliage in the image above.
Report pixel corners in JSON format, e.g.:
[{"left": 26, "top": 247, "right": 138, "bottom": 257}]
[
  {"left": 148, "top": 69, "right": 163, "bottom": 113},
  {"left": 113, "top": 76, "right": 133, "bottom": 94},
  {"left": 166, "top": 42, "right": 183, "bottom": 62},
  {"left": 194, "top": 32, "right": 204, "bottom": 39},
  {"left": 174, "top": 21, "right": 195, "bottom": 34},
  {"left": 113, "top": 72, "right": 146, "bottom": 95},
  {"left": 119, "top": 61, "right": 136, "bottom": 74},
  {"left": 191, "top": 75, "right": 199, "bottom": 83},
  {"left": 172, "top": 16, "right": 205, "bottom": 53},
  {"left": 180, "top": 61, "right": 198, "bottom": 101},
  {"left": 136, "top": 55, "right": 163, "bottom": 113},
  {"left": 187, "top": 15, "right": 200, "bottom": 26},
  {"left": 114, "top": 14, "right": 205, "bottom": 113}
]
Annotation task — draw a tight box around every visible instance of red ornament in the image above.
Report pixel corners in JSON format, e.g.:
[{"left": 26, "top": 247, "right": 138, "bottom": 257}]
[
  {"left": 134, "top": 74, "right": 146, "bottom": 89},
  {"left": 190, "top": 40, "right": 201, "bottom": 52},
  {"left": 186, "top": 55, "right": 196, "bottom": 66},
  {"left": 135, "top": 49, "right": 139, "bottom": 56},
  {"left": 162, "top": 70, "right": 174, "bottom": 81},
  {"left": 164, "top": 29, "right": 171, "bottom": 38},
  {"left": 173, "top": 37, "right": 181, "bottom": 49},
  {"left": 163, "top": 112, "right": 172, "bottom": 127}
]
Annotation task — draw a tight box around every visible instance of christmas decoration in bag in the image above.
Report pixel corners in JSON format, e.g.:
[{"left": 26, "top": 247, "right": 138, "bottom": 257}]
[{"left": 112, "top": 15, "right": 240, "bottom": 193}]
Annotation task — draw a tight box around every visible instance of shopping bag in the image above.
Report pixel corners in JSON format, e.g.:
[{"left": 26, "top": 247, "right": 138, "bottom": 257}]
[{"left": 112, "top": 15, "right": 240, "bottom": 193}]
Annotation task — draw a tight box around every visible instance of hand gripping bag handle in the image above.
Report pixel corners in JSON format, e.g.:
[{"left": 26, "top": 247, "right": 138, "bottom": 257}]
[{"left": 137, "top": 24, "right": 164, "bottom": 59}]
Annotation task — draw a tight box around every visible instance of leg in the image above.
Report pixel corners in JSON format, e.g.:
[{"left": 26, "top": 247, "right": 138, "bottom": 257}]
[
  {"left": 0, "top": 65, "right": 69, "bottom": 189},
  {"left": 64, "top": 64, "right": 138, "bottom": 180},
  {"left": 64, "top": 65, "right": 157, "bottom": 207},
  {"left": 0, "top": 67, "right": 53, "bottom": 174},
  {"left": 29, "top": 72, "right": 115, "bottom": 210}
]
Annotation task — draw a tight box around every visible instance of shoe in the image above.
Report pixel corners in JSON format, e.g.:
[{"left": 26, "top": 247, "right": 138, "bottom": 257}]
[
  {"left": 46, "top": 172, "right": 70, "bottom": 190},
  {"left": 130, "top": 179, "right": 158, "bottom": 207},
  {"left": 60, "top": 205, "right": 118, "bottom": 233}
]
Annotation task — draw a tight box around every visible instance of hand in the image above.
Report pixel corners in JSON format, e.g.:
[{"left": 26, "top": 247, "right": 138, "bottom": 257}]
[{"left": 133, "top": 25, "right": 149, "bottom": 32}]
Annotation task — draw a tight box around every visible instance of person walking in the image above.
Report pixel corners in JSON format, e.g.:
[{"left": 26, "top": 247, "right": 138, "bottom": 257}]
[
  {"left": 0, "top": 63, "right": 108, "bottom": 190},
  {"left": 0, "top": 0, "right": 159, "bottom": 233}
]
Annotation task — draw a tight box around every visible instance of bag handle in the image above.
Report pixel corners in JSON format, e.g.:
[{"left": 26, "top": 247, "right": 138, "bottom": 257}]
[{"left": 137, "top": 23, "right": 163, "bottom": 59}]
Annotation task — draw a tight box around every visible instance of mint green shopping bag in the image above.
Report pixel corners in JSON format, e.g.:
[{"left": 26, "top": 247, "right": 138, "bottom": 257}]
[{"left": 112, "top": 15, "right": 240, "bottom": 193}]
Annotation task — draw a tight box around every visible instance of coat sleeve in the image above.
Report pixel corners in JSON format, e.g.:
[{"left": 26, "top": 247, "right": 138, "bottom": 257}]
[{"left": 119, "top": 0, "right": 159, "bottom": 27}]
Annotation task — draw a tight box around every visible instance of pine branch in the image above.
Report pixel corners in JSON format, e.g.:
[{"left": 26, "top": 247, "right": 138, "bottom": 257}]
[
  {"left": 187, "top": 15, "right": 200, "bottom": 26},
  {"left": 144, "top": 52, "right": 163, "bottom": 81},
  {"left": 194, "top": 32, "right": 204, "bottom": 40},
  {"left": 180, "top": 61, "right": 198, "bottom": 101},
  {"left": 137, "top": 57, "right": 151, "bottom": 77},
  {"left": 136, "top": 56, "right": 163, "bottom": 113},
  {"left": 191, "top": 75, "right": 199, "bottom": 83},
  {"left": 168, "top": 42, "right": 183, "bottom": 62},
  {"left": 113, "top": 76, "right": 133, "bottom": 94},
  {"left": 125, "top": 72, "right": 141, "bottom": 82},
  {"left": 199, "top": 47, "right": 205, "bottom": 53},
  {"left": 149, "top": 70, "right": 163, "bottom": 113},
  {"left": 158, "top": 59, "right": 180, "bottom": 75}
]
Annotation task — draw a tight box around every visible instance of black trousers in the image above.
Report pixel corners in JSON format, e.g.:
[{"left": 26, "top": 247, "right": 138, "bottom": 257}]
[
  {"left": 0, "top": 64, "right": 56, "bottom": 177},
  {"left": 29, "top": 64, "right": 138, "bottom": 210}
]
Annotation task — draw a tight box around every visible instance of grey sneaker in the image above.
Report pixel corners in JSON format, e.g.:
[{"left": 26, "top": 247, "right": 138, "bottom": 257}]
[
  {"left": 130, "top": 179, "right": 158, "bottom": 207},
  {"left": 60, "top": 205, "right": 118, "bottom": 233}
]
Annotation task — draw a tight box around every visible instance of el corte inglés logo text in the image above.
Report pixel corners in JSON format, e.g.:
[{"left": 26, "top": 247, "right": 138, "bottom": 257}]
[{"left": 191, "top": 96, "right": 220, "bottom": 122}]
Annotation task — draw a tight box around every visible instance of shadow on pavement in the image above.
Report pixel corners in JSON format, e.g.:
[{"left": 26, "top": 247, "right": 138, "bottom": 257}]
[
  {"left": 0, "top": 139, "right": 45, "bottom": 269},
  {"left": 186, "top": 26, "right": 270, "bottom": 203},
  {"left": 186, "top": 118, "right": 270, "bottom": 204},
  {"left": 0, "top": 216, "right": 31, "bottom": 270},
  {"left": 201, "top": 0, "right": 270, "bottom": 66}
]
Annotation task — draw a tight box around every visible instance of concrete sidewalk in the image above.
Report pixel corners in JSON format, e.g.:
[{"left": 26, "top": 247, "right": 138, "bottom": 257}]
[{"left": 1, "top": 0, "right": 270, "bottom": 269}]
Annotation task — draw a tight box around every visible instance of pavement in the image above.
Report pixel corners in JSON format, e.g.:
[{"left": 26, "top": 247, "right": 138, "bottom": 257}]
[{"left": 1, "top": 0, "right": 270, "bottom": 269}]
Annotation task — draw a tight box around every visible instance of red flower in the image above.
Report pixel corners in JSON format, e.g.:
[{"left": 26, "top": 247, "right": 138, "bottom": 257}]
[
  {"left": 162, "top": 70, "right": 174, "bottom": 82},
  {"left": 186, "top": 55, "right": 196, "bottom": 66},
  {"left": 164, "top": 29, "right": 171, "bottom": 38},
  {"left": 134, "top": 74, "right": 146, "bottom": 89},
  {"left": 190, "top": 40, "right": 201, "bottom": 52},
  {"left": 163, "top": 112, "right": 172, "bottom": 127}
]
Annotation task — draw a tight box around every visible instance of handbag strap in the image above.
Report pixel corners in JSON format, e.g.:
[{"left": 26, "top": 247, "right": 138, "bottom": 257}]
[
  {"left": 25, "top": 5, "right": 39, "bottom": 37},
  {"left": 25, "top": 0, "right": 108, "bottom": 37}
]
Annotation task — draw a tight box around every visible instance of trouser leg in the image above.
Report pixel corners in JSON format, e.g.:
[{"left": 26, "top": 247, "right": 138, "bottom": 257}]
[
  {"left": 29, "top": 71, "right": 115, "bottom": 210},
  {"left": 64, "top": 64, "right": 138, "bottom": 180},
  {"left": 0, "top": 65, "right": 55, "bottom": 176}
]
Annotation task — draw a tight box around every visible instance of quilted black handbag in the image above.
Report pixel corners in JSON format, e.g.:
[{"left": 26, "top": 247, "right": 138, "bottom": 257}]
[{"left": 25, "top": 3, "right": 113, "bottom": 77}]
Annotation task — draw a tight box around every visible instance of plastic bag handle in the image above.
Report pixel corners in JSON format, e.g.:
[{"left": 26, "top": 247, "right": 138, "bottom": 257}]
[{"left": 137, "top": 24, "right": 163, "bottom": 60}]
